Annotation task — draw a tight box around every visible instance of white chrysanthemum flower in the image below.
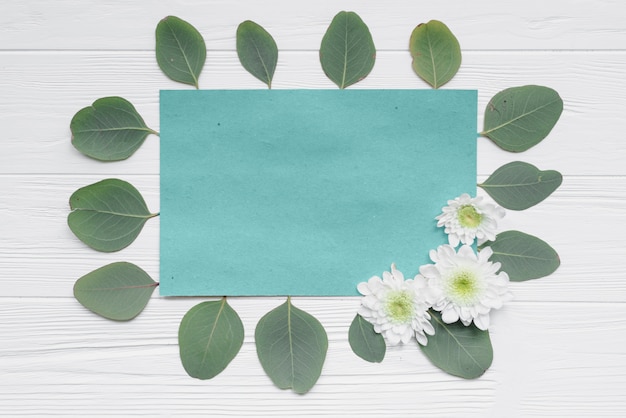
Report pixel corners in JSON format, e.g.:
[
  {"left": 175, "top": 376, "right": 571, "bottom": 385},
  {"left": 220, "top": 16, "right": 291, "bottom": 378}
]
[
  {"left": 357, "top": 265, "right": 435, "bottom": 346},
  {"left": 419, "top": 244, "right": 512, "bottom": 331},
  {"left": 435, "top": 193, "right": 505, "bottom": 247}
]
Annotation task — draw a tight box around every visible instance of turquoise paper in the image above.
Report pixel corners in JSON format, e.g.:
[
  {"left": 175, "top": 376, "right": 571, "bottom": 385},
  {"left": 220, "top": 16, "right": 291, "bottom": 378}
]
[{"left": 160, "top": 90, "right": 477, "bottom": 296}]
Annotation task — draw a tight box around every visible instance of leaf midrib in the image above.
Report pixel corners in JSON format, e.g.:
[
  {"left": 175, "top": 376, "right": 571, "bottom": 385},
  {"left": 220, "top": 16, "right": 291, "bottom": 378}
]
[
  {"left": 482, "top": 98, "right": 560, "bottom": 136},
  {"left": 492, "top": 250, "right": 554, "bottom": 262},
  {"left": 287, "top": 297, "right": 296, "bottom": 388},
  {"left": 201, "top": 298, "right": 227, "bottom": 370},
  {"left": 71, "top": 208, "right": 155, "bottom": 219},
  {"left": 431, "top": 313, "right": 483, "bottom": 370},
  {"left": 167, "top": 19, "right": 199, "bottom": 88},
  {"left": 480, "top": 177, "right": 560, "bottom": 188}
]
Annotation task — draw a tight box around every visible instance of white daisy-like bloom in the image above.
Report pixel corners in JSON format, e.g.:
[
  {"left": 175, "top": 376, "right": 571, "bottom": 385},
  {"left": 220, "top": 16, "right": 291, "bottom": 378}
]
[
  {"left": 418, "top": 244, "right": 512, "bottom": 331},
  {"left": 435, "top": 193, "right": 505, "bottom": 247},
  {"left": 357, "top": 264, "right": 435, "bottom": 346}
]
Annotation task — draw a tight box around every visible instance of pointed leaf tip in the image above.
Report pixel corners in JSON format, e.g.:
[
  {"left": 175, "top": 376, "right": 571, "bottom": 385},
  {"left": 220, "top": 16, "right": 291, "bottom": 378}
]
[
  {"left": 179, "top": 299, "right": 245, "bottom": 379},
  {"left": 237, "top": 20, "right": 278, "bottom": 88},
  {"left": 480, "top": 230, "right": 560, "bottom": 281},
  {"left": 74, "top": 262, "right": 157, "bottom": 321},
  {"left": 156, "top": 15, "right": 206, "bottom": 88},
  {"left": 479, "top": 161, "right": 562, "bottom": 210},
  {"left": 70, "top": 97, "right": 155, "bottom": 161},
  {"left": 409, "top": 20, "right": 461, "bottom": 88},
  {"left": 482, "top": 85, "right": 563, "bottom": 151},
  {"left": 420, "top": 310, "right": 493, "bottom": 379},
  {"left": 320, "top": 11, "right": 376, "bottom": 89},
  {"left": 255, "top": 298, "right": 328, "bottom": 394},
  {"left": 68, "top": 178, "right": 156, "bottom": 252},
  {"left": 349, "top": 314, "right": 386, "bottom": 363}
]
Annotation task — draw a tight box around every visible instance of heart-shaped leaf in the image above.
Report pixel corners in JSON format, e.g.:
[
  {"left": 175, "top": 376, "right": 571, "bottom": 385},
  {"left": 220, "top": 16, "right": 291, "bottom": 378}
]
[
  {"left": 479, "top": 230, "right": 560, "bottom": 281},
  {"left": 478, "top": 161, "right": 562, "bottom": 210},
  {"left": 255, "top": 298, "right": 328, "bottom": 394},
  {"left": 68, "top": 178, "right": 158, "bottom": 252},
  {"left": 236, "top": 20, "right": 278, "bottom": 88},
  {"left": 70, "top": 97, "right": 157, "bottom": 161},
  {"left": 179, "top": 298, "right": 245, "bottom": 380},
  {"left": 156, "top": 16, "right": 206, "bottom": 88},
  {"left": 409, "top": 20, "right": 461, "bottom": 89},
  {"left": 482, "top": 85, "right": 563, "bottom": 152},
  {"left": 348, "top": 314, "right": 386, "bottom": 363},
  {"left": 420, "top": 310, "right": 493, "bottom": 379},
  {"left": 320, "top": 11, "right": 376, "bottom": 89},
  {"left": 74, "top": 262, "right": 158, "bottom": 321}
]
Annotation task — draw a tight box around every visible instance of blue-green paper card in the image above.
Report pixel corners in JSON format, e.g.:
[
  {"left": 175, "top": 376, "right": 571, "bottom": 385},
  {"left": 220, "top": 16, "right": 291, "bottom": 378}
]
[{"left": 160, "top": 90, "right": 477, "bottom": 296}]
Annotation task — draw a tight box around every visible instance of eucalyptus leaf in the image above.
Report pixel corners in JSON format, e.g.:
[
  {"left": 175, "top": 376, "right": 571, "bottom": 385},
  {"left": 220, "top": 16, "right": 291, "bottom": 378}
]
[
  {"left": 480, "top": 230, "right": 560, "bottom": 281},
  {"left": 179, "top": 298, "right": 245, "bottom": 380},
  {"left": 74, "top": 262, "right": 157, "bottom": 321},
  {"left": 348, "top": 314, "right": 386, "bottom": 363},
  {"left": 70, "top": 97, "right": 157, "bottom": 161},
  {"left": 320, "top": 11, "right": 376, "bottom": 89},
  {"left": 482, "top": 85, "right": 563, "bottom": 152},
  {"left": 409, "top": 20, "right": 461, "bottom": 89},
  {"left": 420, "top": 310, "right": 493, "bottom": 379},
  {"left": 68, "top": 178, "right": 158, "bottom": 252},
  {"left": 478, "top": 161, "right": 562, "bottom": 210},
  {"left": 156, "top": 15, "right": 206, "bottom": 88},
  {"left": 236, "top": 20, "right": 278, "bottom": 88},
  {"left": 255, "top": 298, "right": 328, "bottom": 394}
]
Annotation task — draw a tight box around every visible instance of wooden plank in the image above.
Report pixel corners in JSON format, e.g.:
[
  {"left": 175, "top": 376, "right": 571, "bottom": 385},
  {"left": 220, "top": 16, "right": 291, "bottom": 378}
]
[
  {"left": 2, "top": 0, "right": 625, "bottom": 51},
  {"left": 1, "top": 297, "right": 624, "bottom": 416},
  {"left": 1, "top": 51, "right": 625, "bottom": 176},
  {"left": 1, "top": 174, "right": 624, "bottom": 302}
]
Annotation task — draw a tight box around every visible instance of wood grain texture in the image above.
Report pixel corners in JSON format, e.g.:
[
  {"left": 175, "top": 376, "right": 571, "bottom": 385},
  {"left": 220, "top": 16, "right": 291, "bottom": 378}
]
[
  {"left": 1, "top": 0, "right": 626, "bottom": 416},
  {"left": 1, "top": 175, "right": 624, "bottom": 303},
  {"left": 1, "top": 298, "right": 625, "bottom": 416},
  {"left": 1, "top": 51, "right": 625, "bottom": 176},
  {"left": 2, "top": 0, "right": 626, "bottom": 50}
]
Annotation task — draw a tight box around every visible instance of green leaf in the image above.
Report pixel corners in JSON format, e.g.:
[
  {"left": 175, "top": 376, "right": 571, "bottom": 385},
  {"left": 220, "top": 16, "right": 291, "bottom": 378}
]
[
  {"left": 479, "top": 230, "right": 560, "bottom": 281},
  {"left": 156, "top": 15, "right": 206, "bottom": 88},
  {"left": 70, "top": 97, "right": 157, "bottom": 161},
  {"left": 68, "top": 178, "right": 157, "bottom": 252},
  {"left": 478, "top": 161, "right": 562, "bottom": 210},
  {"left": 420, "top": 311, "right": 493, "bottom": 379},
  {"left": 255, "top": 298, "right": 328, "bottom": 394},
  {"left": 178, "top": 298, "right": 245, "bottom": 380},
  {"left": 348, "top": 314, "right": 386, "bottom": 363},
  {"left": 482, "top": 85, "right": 563, "bottom": 152},
  {"left": 409, "top": 20, "right": 461, "bottom": 89},
  {"left": 319, "top": 11, "right": 376, "bottom": 89},
  {"left": 236, "top": 20, "right": 278, "bottom": 88},
  {"left": 73, "top": 262, "right": 157, "bottom": 321}
]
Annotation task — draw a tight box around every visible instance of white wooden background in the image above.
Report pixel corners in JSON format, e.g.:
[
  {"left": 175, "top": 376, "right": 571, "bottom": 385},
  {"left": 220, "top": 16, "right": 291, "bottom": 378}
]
[{"left": 2, "top": 1, "right": 626, "bottom": 416}]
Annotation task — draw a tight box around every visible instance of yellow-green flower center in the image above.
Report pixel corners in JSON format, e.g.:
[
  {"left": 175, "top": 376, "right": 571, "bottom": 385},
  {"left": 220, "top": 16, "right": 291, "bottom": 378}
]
[
  {"left": 457, "top": 204, "right": 482, "bottom": 228},
  {"left": 385, "top": 291, "right": 414, "bottom": 323},
  {"left": 447, "top": 270, "right": 481, "bottom": 305}
]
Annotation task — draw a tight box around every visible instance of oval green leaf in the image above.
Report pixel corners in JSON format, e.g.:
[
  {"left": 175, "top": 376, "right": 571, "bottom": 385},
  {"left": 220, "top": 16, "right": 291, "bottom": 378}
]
[
  {"left": 70, "top": 97, "right": 157, "bottom": 161},
  {"left": 479, "top": 230, "right": 560, "bottom": 281},
  {"left": 320, "top": 11, "right": 376, "bottom": 89},
  {"left": 74, "top": 262, "right": 157, "bottom": 321},
  {"left": 68, "top": 178, "right": 157, "bottom": 252},
  {"left": 478, "top": 161, "right": 562, "bottom": 210},
  {"left": 420, "top": 310, "right": 493, "bottom": 379},
  {"left": 236, "top": 20, "right": 278, "bottom": 88},
  {"left": 409, "top": 20, "right": 461, "bottom": 89},
  {"left": 348, "top": 314, "right": 386, "bottom": 363},
  {"left": 156, "top": 15, "right": 206, "bottom": 88},
  {"left": 482, "top": 85, "right": 563, "bottom": 152},
  {"left": 179, "top": 298, "right": 245, "bottom": 380},
  {"left": 255, "top": 298, "right": 328, "bottom": 394}
]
